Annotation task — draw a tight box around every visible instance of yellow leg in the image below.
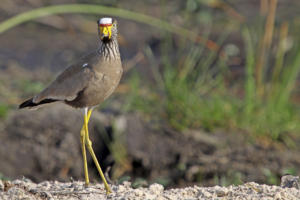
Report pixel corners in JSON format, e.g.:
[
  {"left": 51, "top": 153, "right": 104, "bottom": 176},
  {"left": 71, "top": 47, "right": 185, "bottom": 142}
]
[
  {"left": 80, "top": 110, "right": 93, "bottom": 186},
  {"left": 84, "top": 109, "right": 112, "bottom": 194},
  {"left": 80, "top": 126, "right": 89, "bottom": 186}
]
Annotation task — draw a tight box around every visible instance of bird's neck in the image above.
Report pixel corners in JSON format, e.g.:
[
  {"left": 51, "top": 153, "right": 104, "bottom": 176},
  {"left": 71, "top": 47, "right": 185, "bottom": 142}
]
[{"left": 98, "top": 37, "right": 120, "bottom": 61}]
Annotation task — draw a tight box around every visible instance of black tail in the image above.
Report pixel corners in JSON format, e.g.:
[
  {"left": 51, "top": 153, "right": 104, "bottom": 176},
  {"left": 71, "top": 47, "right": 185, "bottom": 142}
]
[{"left": 19, "top": 98, "right": 58, "bottom": 109}]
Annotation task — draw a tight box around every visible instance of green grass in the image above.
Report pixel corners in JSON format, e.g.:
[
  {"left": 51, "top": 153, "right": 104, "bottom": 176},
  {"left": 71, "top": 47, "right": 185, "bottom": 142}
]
[
  {"left": 214, "top": 171, "right": 244, "bottom": 186},
  {"left": 0, "top": 172, "right": 9, "bottom": 181},
  {"left": 17, "top": 80, "right": 45, "bottom": 96},
  {"left": 263, "top": 168, "right": 279, "bottom": 185},
  {"left": 124, "top": 16, "right": 300, "bottom": 144},
  {"left": 0, "top": 103, "right": 9, "bottom": 118},
  {"left": 237, "top": 27, "right": 300, "bottom": 141}
]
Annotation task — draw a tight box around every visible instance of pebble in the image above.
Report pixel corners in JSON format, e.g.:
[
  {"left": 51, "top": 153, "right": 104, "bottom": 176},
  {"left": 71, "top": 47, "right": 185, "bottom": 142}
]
[
  {"left": 72, "top": 183, "right": 83, "bottom": 191},
  {"left": 116, "top": 184, "right": 126, "bottom": 193},
  {"left": 134, "top": 189, "right": 144, "bottom": 196},
  {"left": 11, "top": 179, "right": 23, "bottom": 185},
  {"left": 149, "top": 183, "right": 164, "bottom": 194},
  {"left": 122, "top": 181, "right": 131, "bottom": 187},
  {"left": 40, "top": 181, "right": 51, "bottom": 187},
  {"left": 156, "top": 196, "right": 166, "bottom": 200},
  {"left": 215, "top": 187, "right": 228, "bottom": 197},
  {"left": 40, "top": 191, "right": 53, "bottom": 198},
  {"left": 164, "top": 194, "right": 178, "bottom": 200},
  {"left": 281, "top": 175, "right": 299, "bottom": 189},
  {"left": 274, "top": 192, "right": 282, "bottom": 200},
  {"left": 145, "top": 193, "right": 156, "bottom": 199}
]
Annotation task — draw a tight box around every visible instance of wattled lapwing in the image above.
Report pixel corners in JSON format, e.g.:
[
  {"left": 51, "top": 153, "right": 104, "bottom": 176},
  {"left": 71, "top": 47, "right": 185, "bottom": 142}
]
[{"left": 19, "top": 17, "right": 123, "bottom": 194}]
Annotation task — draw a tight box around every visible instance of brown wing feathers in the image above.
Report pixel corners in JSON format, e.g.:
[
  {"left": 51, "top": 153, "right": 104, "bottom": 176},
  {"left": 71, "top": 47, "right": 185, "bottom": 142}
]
[{"left": 18, "top": 54, "right": 93, "bottom": 109}]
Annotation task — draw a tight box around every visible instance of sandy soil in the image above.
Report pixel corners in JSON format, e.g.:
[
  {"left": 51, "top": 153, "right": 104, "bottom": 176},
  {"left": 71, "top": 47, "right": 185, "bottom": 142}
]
[{"left": 0, "top": 176, "right": 299, "bottom": 200}]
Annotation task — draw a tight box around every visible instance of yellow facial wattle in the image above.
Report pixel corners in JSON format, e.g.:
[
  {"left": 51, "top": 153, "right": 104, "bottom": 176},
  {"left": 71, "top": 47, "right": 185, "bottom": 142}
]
[{"left": 100, "top": 25, "right": 112, "bottom": 40}]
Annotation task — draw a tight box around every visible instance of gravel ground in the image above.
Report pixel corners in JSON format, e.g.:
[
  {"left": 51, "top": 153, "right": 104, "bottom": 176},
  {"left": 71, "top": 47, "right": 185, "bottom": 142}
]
[{"left": 0, "top": 176, "right": 299, "bottom": 200}]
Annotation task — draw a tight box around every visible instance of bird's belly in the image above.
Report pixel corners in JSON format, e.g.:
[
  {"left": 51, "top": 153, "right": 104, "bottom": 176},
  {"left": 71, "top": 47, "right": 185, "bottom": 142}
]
[{"left": 89, "top": 78, "right": 120, "bottom": 105}]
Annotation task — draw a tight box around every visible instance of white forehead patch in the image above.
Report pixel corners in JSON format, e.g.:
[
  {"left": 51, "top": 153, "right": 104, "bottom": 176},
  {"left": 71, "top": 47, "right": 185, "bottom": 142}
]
[{"left": 99, "top": 18, "right": 112, "bottom": 25}]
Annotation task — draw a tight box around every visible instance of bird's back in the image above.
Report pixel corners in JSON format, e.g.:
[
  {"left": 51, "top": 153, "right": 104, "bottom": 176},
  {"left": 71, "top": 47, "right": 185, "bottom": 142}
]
[{"left": 65, "top": 53, "right": 123, "bottom": 108}]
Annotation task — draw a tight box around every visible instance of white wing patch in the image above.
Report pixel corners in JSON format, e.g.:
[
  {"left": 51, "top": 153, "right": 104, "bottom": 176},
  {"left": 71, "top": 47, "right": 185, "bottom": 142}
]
[{"left": 82, "top": 63, "right": 88, "bottom": 68}]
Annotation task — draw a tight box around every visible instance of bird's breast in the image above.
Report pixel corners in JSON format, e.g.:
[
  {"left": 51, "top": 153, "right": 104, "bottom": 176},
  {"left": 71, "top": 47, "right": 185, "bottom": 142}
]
[{"left": 83, "top": 64, "right": 123, "bottom": 106}]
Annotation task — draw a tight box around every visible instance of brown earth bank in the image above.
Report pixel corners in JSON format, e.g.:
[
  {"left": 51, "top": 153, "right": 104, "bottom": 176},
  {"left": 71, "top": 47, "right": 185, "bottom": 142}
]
[
  {"left": 0, "top": 176, "right": 299, "bottom": 200},
  {"left": 0, "top": 104, "right": 300, "bottom": 188}
]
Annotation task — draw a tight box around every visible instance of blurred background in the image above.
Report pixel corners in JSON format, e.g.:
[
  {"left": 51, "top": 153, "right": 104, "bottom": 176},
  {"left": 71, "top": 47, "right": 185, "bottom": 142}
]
[{"left": 0, "top": 0, "right": 300, "bottom": 188}]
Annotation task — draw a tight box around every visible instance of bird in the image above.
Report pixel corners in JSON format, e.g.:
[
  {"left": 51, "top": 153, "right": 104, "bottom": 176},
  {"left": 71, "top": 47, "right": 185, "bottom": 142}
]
[{"left": 19, "top": 17, "right": 123, "bottom": 194}]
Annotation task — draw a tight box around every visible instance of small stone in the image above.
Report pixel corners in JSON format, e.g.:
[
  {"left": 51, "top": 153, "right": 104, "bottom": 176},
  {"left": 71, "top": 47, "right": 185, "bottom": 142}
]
[
  {"left": 216, "top": 187, "right": 228, "bottom": 197},
  {"left": 85, "top": 187, "right": 95, "bottom": 193},
  {"left": 122, "top": 181, "right": 131, "bottom": 187},
  {"left": 40, "top": 191, "right": 53, "bottom": 199},
  {"left": 21, "top": 177, "right": 32, "bottom": 183},
  {"left": 28, "top": 188, "right": 38, "bottom": 194},
  {"left": 116, "top": 185, "right": 126, "bottom": 193},
  {"left": 9, "top": 186, "right": 30, "bottom": 199},
  {"left": 274, "top": 192, "right": 281, "bottom": 200},
  {"left": 134, "top": 189, "right": 144, "bottom": 196},
  {"left": 201, "top": 190, "right": 212, "bottom": 198},
  {"left": 281, "top": 175, "right": 299, "bottom": 189},
  {"left": 40, "top": 181, "right": 51, "bottom": 187},
  {"left": 145, "top": 193, "right": 156, "bottom": 200},
  {"left": 164, "top": 194, "right": 177, "bottom": 200},
  {"left": 149, "top": 183, "right": 164, "bottom": 194},
  {"left": 11, "top": 179, "right": 23, "bottom": 185}
]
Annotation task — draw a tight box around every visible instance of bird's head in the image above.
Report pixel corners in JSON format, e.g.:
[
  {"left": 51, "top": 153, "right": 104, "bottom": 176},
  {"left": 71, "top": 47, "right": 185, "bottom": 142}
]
[{"left": 97, "top": 17, "right": 117, "bottom": 43}]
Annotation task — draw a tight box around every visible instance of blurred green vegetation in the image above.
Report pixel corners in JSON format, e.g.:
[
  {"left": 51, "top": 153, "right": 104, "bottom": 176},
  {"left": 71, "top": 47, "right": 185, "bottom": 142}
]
[
  {"left": 17, "top": 80, "right": 45, "bottom": 95},
  {"left": 214, "top": 171, "right": 244, "bottom": 186},
  {"left": 0, "top": 104, "right": 9, "bottom": 119},
  {"left": 0, "top": 172, "right": 9, "bottom": 181},
  {"left": 123, "top": 0, "right": 300, "bottom": 145},
  {"left": 262, "top": 168, "right": 279, "bottom": 185}
]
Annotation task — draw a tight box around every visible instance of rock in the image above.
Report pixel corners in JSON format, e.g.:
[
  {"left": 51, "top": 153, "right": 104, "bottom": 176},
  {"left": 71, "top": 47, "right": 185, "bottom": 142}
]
[
  {"left": 133, "top": 189, "right": 144, "bottom": 197},
  {"left": 144, "top": 193, "right": 156, "bottom": 200},
  {"left": 115, "top": 184, "right": 126, "bottom": 193},
  {"left": 274, "top": 192, "right": 282, "bottom": 200},
  {"left": 149, "top": 183, "right": 164, "bottom": 194},
  {"left": 215, "top": 187, "right": 228, "bottom": 197},
  {"left": 280, "top": 175, "right": 299, "bottom": 189},
  {"left": 199, "top": 190, "right": 212, "bottom": 198}
]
